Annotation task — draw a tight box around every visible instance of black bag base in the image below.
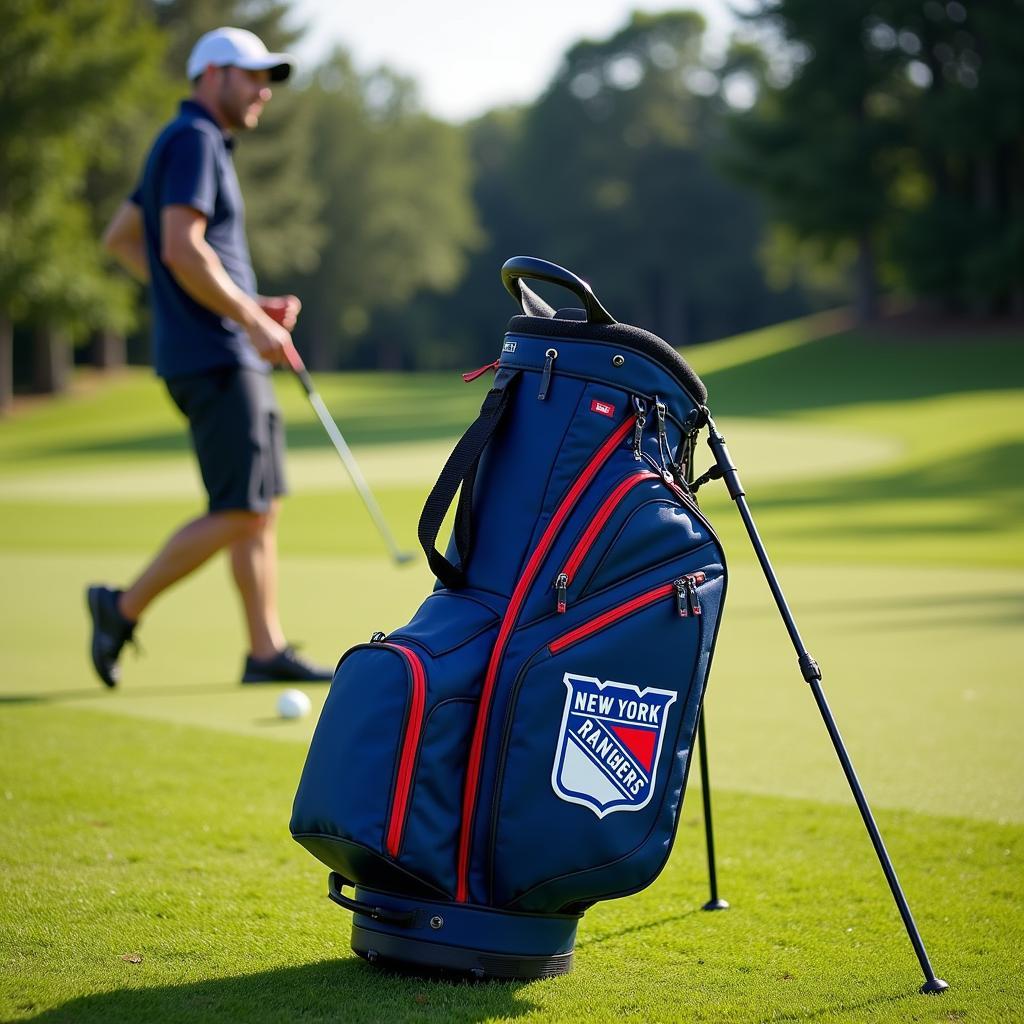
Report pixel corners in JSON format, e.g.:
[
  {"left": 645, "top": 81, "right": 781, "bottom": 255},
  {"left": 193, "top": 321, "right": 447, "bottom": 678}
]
[
  {"left": 352, "top": 925, "right": 575, "bottom": 981},
  {"left": 343, "top": 882, "right": 580, "bottom": 981}
]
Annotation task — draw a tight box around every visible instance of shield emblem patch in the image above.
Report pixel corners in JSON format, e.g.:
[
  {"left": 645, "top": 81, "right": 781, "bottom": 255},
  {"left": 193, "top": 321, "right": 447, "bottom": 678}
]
[{"left": 551, "top": 672, "right": 677, "bottom": 818}]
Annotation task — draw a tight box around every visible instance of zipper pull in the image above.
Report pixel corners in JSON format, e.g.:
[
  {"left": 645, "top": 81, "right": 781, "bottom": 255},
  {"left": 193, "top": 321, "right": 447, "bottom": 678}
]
[
  {"left": 685, "top": 575, "right": 702, "bottom": 616},
  {"left": 538, "top": 348, "right": 557, "bottom": 400},
  {"left": 555, "top": 573, "right": 568, "bottom": 613},
  {"left": 674, "top": 579, "right": 689, "bottom": 617},
  {"left": 632, "top": 398, "right": 648, "bottom": 461},
  {"left": 370, "top": 631, "right": 387, "bottom": 642},
  {"left": 655, "top": 399, "right": 671, "bottom": 471},
  {"left": 462, "top": 359, "right": 500, "bottom": 383}
]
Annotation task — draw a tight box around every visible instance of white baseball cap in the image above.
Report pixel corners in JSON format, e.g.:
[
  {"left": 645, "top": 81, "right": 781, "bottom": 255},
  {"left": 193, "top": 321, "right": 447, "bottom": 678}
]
[{"left": 187, "top": 27, "right": 295, "bottom": 83}]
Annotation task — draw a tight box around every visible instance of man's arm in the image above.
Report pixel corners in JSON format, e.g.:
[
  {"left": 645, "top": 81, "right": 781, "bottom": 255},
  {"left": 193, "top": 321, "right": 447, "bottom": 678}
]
[
  {"left": 102, "top": 201, "right": 150, "bottom": 283},
  {"left": 160, "top": 204, "right": 292, "bottom": 364}
]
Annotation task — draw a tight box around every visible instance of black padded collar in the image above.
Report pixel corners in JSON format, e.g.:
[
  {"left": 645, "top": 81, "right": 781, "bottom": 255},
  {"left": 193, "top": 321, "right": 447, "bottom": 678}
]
[{"left": 506, "top": 315, "right": 707, "bottom": 404}]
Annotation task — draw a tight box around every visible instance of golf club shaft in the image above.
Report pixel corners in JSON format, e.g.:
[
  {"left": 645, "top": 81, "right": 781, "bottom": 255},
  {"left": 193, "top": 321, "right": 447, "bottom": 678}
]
[{"left": 286, "top": 349, "right": 410, "bottom": 564}]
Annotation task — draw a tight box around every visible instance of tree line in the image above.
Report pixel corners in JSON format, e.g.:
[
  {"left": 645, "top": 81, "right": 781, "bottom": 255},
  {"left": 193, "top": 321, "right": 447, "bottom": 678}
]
[{"left": 1, "top": 0, "right": 1020, "bottom": 411}]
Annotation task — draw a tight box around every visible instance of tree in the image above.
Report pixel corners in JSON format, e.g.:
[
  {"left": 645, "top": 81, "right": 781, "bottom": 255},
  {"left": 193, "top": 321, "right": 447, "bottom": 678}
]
[
  {"left": 725, "top": 0, "right": 910, "bottom": 321},
  {"left": 510, "top": 11, "right": 806, "bottom": 347},
  {"left": 882, "top": 0, "right": 1024, "bottom": 314},
  {"left": 726, "top": 0, "right": 1024, "bottom": 318},
  {"left": 0, "top": 0, "right": 169, "bottom": 408},
  {"left": 285, "top": 52, "right": 480, "bottom": 370}
]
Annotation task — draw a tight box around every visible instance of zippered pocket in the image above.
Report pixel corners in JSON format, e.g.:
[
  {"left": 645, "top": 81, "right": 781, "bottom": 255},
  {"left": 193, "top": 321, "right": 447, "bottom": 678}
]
[
  {"left": 487, "top": 567, "right": 722, "bottom": 913},
  {"left": 550, "top": 572, "right": 707, "bottom": 652},
  {"left": 552, "top": 470, "right": 661, "bottom": 614},
  {"left": 381, "top": 644, "right": 426, "bottom": 856},
  {"left": 291, "top": 642, "right": 426, "bottom": 861},
  {"left": 291, "top": 590, "right": 500, "bottom": 897}
]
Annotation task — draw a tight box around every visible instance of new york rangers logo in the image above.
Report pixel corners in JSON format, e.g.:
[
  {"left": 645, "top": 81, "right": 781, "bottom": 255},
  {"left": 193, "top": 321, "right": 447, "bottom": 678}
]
[{"left": 551, "top": 673, "right": 677, "bottom": 818}]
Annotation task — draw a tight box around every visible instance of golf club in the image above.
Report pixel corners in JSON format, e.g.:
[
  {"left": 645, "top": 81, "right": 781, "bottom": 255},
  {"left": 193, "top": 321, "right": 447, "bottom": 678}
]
[{"left": 283, "top": 344, "right": 414, "bottom": 566}]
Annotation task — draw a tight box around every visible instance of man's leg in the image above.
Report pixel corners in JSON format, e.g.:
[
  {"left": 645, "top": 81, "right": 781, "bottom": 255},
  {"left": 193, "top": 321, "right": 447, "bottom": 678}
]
[
  {"left": 87, "top": 509, "right": 262, "bottom": 687},
  {"left": 228, "top": 498, "right": 286, "bottom": 660},
  {"left": 119, "top": 510, "right": 264, "bottom": 622}
]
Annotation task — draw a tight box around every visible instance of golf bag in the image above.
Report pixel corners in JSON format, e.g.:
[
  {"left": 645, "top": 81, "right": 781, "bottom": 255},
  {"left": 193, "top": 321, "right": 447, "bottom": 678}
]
[{"left": 290, "top": 257, "right": 727, "bottom": 978}]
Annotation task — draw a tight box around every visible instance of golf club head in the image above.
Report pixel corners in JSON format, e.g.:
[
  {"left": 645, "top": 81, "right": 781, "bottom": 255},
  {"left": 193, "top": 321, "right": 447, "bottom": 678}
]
[{"left": 394, "top": 551, "right": 415, "bottom": 566}]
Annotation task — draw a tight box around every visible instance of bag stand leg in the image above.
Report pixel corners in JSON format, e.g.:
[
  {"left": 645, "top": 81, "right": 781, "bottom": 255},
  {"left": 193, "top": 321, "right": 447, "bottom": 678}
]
[
  {"left": 703, "top": 412, "right": 948, "bottom": 996},
  {"left": 697, "top": 709, "right": 729, "bottom": 910}
]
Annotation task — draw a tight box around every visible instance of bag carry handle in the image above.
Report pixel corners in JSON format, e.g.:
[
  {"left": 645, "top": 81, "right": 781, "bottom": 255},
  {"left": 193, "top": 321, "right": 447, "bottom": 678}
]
[
  {"left": 418, "top": 371, "right": 518, "bottom": 589},
  {"left": 327, "top": 871, "right": 417, "bottom": 927},
  {"left": 501, "top": 256, "right": 616, "bottom": 326}
]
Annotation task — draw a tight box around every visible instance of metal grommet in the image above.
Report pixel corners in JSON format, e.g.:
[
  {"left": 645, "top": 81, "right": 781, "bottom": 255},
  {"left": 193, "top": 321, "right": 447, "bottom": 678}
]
[
  {"left": 612, "top": 354, "right": 625, "bottom": 367},
  {"left": 545, "top": 348, "right": 558, "bottom": 359},
  {"left": 429, "top": 915, "right": 444, "bottom": 930}
]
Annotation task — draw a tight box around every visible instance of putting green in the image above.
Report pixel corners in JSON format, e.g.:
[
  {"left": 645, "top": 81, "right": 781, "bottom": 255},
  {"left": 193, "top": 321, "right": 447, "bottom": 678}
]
[{"left": 1, "top": 548, "right": 1020, "bottom": 825}]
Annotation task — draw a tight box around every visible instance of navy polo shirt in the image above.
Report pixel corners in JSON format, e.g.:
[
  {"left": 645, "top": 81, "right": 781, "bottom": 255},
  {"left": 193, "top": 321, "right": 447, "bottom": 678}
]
[{"left": 132, "top": 100, "right": 265, "bottom": 380}]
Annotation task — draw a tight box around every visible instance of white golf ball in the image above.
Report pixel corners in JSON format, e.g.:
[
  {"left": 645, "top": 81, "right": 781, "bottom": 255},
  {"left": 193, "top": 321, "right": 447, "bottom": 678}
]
[{"left": 277, "top": 689, "right": 311, "bottom": 720}]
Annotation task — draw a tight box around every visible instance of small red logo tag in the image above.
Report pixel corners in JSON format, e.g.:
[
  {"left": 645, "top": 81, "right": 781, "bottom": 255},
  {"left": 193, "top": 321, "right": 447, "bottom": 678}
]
[{"left": 590, "top": 399, "right": 615, "bottom": 418}]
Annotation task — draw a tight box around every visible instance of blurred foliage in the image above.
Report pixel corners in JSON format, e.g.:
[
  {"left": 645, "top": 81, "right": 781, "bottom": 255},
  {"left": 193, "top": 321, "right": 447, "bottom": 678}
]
[
  {"left": 2, "top": 2, "right": 1019, "bottom": 394},
  {"left": 726, "top": 0, "right": 1024, "bottom": 318},
  {"left": 399, "top": 11, "right": 815, "bottom": 371},
  {"left": 508, "top": 11, "right": 810, "bottom": 348},
  {"left": 0, "top": 0, "right": 169, "bottom": 336},
  {"left": 279, "top": 52, "right": 481, "bottom": 370}
]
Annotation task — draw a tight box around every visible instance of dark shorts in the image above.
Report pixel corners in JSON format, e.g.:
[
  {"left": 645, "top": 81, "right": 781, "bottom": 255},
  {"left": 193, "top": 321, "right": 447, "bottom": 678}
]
[{"left": 166, "top": 365, "right": 287, "bottom": 514}]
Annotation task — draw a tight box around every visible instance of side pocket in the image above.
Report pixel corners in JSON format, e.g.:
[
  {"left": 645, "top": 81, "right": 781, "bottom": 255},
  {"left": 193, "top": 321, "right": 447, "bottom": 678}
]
[
  {"left": 291, "top": 589, "right": 501, "bottom": 900},
  {"left": 290, "top": 643, "right": 440, "bottom": 895},
  {"left": 397, "top": 697, "right": 477, "bottom": 895}
]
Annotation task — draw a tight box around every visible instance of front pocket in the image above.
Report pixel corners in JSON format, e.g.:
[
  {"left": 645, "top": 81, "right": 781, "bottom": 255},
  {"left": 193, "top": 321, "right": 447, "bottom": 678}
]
[
  {"left": 487, "top": 570, "right": 721, "bottom": 912},
  {"left": 579, "top": 498, "right": 711, "bottom": 602}
]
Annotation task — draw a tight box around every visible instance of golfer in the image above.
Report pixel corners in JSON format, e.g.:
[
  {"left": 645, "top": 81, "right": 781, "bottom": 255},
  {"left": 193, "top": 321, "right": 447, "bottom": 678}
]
[{"left": 90, "top": 27, "right": 331, "bottom": 687}]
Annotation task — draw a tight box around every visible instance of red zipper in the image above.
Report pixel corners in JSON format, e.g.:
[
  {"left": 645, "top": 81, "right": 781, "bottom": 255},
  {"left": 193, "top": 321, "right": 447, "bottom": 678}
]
[
  {"left": 383, "top": 643, "right": 427, "bottom": 858},
  {"left": 455, "top": 413, "right": 638, "bottom": 902},
  {"left": 549, "top": 572, "right": 706, "bottom": 655},
  {"left": 555, "top": 470, "right": 660, "bottom": 612}
]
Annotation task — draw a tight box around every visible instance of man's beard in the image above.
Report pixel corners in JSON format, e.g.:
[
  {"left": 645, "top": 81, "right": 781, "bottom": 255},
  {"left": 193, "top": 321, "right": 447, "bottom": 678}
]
[{"left": 219, "top": 82, "right": 253, "bottom": 131}]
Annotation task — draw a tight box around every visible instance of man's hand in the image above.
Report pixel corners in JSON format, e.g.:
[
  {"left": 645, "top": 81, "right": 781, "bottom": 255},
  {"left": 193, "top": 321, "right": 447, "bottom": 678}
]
[
  {"left": 246, "top": 311, "right": 294, "bottom": 367},
  {"left": 102, "top": 201, "right": 149, "bottom": 283},
  {"left": 259, "top": 295, "right": 301, "bottom": 332}
]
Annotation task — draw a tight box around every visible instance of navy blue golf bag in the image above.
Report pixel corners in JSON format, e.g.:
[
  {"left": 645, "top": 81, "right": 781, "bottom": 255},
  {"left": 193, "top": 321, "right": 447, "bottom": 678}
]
[{"left": 290, "top": 257, "right": 726, "bottom": 978}]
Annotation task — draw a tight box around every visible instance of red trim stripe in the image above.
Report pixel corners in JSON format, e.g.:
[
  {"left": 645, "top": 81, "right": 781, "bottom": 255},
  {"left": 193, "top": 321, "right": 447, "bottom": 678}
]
[
  {"left": 558, "top": 471, "right": 659, "bottom": 596},
  {"left": 383, "top": 644, "right": 427, "bottom": 859},
  {"left": 548, "top": 583, "right": 674, "bottom": 654},
  {"left": 455, "top": 414, "right": 637, "bottom": 902}
]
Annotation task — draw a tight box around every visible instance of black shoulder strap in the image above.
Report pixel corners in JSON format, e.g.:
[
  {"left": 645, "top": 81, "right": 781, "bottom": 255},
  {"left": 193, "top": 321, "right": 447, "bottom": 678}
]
[{"left": 418, "top": 369, "right": 519, "bottom": 589}]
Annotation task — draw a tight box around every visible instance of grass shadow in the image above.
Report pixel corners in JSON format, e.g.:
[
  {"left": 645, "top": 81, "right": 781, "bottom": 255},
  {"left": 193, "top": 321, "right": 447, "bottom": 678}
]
[
  {"left": 19, "top": 958, "right": 537, "bottom": 1024},
  {"left": 746, "top": 438, "right": 1024, "bottom": 529},
  {"left": 576, "top": 907, "right": 702, "bottom": 948},
  {"left": 701, "top": 329, "right": 1024, "bottom": 417},
  {"left": 50, "top": 413, "right": 474, "bottom": 460},
  {"left": 0, "top": 683, "right": 243, "bottom": 705}
]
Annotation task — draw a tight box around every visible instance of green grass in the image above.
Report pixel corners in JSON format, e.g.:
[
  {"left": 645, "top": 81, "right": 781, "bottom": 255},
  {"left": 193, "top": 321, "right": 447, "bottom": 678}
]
[{"left": 1, "top": 315, "right": 1022, "bottom": 1022}]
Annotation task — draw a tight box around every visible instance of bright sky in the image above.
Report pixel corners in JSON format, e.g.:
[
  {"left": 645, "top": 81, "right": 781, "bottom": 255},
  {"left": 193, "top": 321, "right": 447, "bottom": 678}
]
[{"left": 287, "top": 1, "right": 753, "bottom": 122}]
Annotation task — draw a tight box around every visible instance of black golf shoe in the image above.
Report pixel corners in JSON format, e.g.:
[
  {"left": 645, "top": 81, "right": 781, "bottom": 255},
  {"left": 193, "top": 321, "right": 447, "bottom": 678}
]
[
  {"left": 241, "top": 645, "right": 333, "bottom": 684},
  {"left": 86, "top": 585, "right": 136, "bottom": 688}
]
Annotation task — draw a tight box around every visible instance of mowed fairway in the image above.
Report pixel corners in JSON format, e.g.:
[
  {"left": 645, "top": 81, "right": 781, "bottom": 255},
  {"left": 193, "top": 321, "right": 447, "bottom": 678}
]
[{"left": 1, "top": 318, "right": 1022, "bottom": 1023}]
